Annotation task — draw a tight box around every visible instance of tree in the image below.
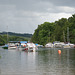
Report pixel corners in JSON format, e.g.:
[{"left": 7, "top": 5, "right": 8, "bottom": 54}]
[{"left": 31, "top": 14, "right": 75, "bottom": 45}]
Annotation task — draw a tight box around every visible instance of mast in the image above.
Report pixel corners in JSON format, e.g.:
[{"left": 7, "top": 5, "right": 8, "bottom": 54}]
[
  {"left": 63, "top": 31, "right": 66, "bottom": 43},
  {"left": 7, "top": 25, "right": 8, "bottom": 43},
  {"left": 67, "top": 27, "right": 70, "bottom": 43},
  {"left": 49, "top": 29, "right": 50, "bottom": 42}
]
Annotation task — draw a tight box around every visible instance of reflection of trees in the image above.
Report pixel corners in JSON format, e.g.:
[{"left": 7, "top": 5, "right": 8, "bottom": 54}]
[
  {"left": 37, "top": 49, "right": 54, "bottom": 68},
  {"left": 69, "top": 49, "right": 75, "bottom": 69},
  {"left": 36, "top": 48, "right": 75, "bottom": 74},
  {"left": 60, "top": 48, "right": 75, "bottom": 75}
]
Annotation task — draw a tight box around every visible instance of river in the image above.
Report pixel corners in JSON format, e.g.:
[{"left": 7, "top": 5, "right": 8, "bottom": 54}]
[{"left": 0, "top": 47, "right": 75, "bottom": 75}]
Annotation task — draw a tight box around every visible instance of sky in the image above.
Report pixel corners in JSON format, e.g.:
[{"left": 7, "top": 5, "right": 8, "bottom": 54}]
[{"left": 0, "top": 0, "right": 75, "bottom": 34}]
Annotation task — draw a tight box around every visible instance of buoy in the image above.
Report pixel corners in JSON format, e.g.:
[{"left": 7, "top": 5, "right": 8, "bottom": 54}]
[{"left": 58, "top": 50, "right": 61, "bottom": 54}]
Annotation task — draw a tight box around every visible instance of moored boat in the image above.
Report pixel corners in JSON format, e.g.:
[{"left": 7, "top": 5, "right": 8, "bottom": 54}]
[
  {"left": 2, "top": 41, "right": 19, "bottom": 50},
  {"left": 18, "top": 41, "right": 27, "bottom": 51},
  {"left": 8, "top": 41, "right": 19, "bottom": 49},
  {"left": 45, "top": 43, "right": 53, "bottom": 48},
  {"left": 63, "top": 43, "right": 74, "bottom": 48},
  {"left": 24, "top": 42, "right": 38, "bottom": 52},
  {"left": 63, "top": 44, "right": 71, "bottom": 48},
  {"left": 54, "top": 42, "right": 65, "bottom": 48},
  {"left": 35, "top": 43, "right": 43, "bottom": 48},
  {"left": 2, "top": 44, "right": 8, "bottom": 49}
]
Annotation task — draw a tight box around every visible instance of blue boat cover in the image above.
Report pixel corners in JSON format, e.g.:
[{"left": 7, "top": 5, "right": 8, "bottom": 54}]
[{"left": 20, "top": 41, "right": 27, "bottom": 44}]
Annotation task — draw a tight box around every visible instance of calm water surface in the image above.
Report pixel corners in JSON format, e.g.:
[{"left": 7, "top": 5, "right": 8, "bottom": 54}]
[{"left": 0, "top": 47, "right": 75, "bottom": 75}]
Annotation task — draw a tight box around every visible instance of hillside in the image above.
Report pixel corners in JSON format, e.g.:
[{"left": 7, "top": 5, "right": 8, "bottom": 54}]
[
  {"left": 0, "top": 32, "right": 32, "bottom": 38},
  {"left": 0, "top": 32, "right": 32, "bottom": 45}
]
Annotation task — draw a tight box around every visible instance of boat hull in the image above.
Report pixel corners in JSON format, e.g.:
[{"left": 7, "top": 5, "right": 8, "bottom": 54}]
[{"left": 2, "top": 46, "right": 8, "bottom": 49}]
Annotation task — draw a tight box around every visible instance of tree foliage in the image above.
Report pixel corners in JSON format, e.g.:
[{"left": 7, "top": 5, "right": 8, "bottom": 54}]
[
  {"left": 31, "top": 14, "right": 75, "bottom": 45},
  {"left": 0, "top": 35, "right": 29, "bottom": 45}
]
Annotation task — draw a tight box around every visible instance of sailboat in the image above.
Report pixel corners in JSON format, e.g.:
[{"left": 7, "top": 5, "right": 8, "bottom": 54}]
[
  {"left": 2, "top": 26, "right": 9, "bottom": 49},
  {"left": 2, "top": 44, "right": 8, "bottom": 49},
  {"left": 45, "top": 29, "right": 54, "bottom": 48},
  {"left": 2, "top": 26, "right": 18, "bottom": 49},
  {"left": 63, "top": 27, "right": 74, "bottom": 48}
]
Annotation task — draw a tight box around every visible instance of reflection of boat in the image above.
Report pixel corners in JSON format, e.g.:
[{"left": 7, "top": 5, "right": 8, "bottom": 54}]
[{"left": 24, "top": 43, "right": 38, "bottom": 52}]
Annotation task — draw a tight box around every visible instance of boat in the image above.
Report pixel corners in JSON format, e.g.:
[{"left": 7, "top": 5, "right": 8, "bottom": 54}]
[
  {"left": 2, "top": 41, "right": 19, "bottom": 50},
  {"left": 45, "top": 43, "right": 53, "bottom": 48},
  {"left": 63, "top": 43, "right": 74, "bottom": 48},
  {"left": 2, "top": 26, "right": 17, "bottom": 50},
  {"left": 54, "top": 42, "right": 65, "bottom": 48},
  {"left": 45, "top": 30, "right": 53, "bottom": 48},
  {"left": 18, "top": 41, "right": 27, "bottom": 51},
  {"left": 8, "top": 41, "right": 19, "bottom": 49},
  {"left": 63, "top": 43, "right": 71, "bottom": 48},
  {"left": 70, "top": 44, "right": 75, "bottom": 48},
  {"left": 35, "top": 43, "right": 43, "bottom": 48},
  {"left": 24, "top": 42, "right": 38, "bottom": 52},
  {"left": 53, "top": 41, "right": 65, "bottom": 48},
  {"left": 2, "top": 44, "right": 8, "bottom": 49},
  {"left": 63, "top": 27, "right": 74, "bottom": 48},
  {"left": 2, "top": 26, "right": 9, "bottom": 49}
]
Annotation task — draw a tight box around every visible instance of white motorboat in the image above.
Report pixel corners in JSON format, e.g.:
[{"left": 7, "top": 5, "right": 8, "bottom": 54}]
[
  {"left": 53, "top": 42, "right": 65, "bottom": 48},
  {"left": 24, "top": 43, "right": 38, "bottom": 52},
  {"left": 18, "top": 41, "right": 27, "bottom": 51},
  {"left": 63, "top": 44, "right": 71, "bottom": 48},
  {"left": 8, "top": 41, "right": 19, "bottom": 49},
  {"left": 45, "top": 43, "right": 53, "bottom": 48},
  {"left": 63, "top": 43, "right": 74, "bottom": 48}
]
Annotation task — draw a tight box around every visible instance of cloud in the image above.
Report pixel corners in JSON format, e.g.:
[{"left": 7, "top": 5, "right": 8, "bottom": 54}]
[
  {"left": 0, "top": 0, "right": 74, "bottom": 33},
  {"left": 57, "top": 6, "right": 75, "bottom": 13},
  {"left": 40, "top": 0, "right": 75, "bottom": 7}
]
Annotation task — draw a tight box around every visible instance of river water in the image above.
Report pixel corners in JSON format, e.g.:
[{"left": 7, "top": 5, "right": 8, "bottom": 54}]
[{"left": 0, "top": 47, "right": 75, "bottom": 75}]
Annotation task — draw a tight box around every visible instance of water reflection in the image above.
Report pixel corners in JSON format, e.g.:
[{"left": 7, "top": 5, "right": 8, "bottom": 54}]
[{"left": 0, "top": 47, "right": 75, "bottom": 75}]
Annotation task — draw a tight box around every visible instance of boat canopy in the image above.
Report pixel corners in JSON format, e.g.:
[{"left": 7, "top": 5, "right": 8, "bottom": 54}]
[
  {"left": 35, "top": 43, "right": 38, "bottom": 46},
  {"left": 9, "top": 41, "right": 19, "bottom": 43},
  {"left": 20, "top": 41, "right": 27, "bottom": 44}
]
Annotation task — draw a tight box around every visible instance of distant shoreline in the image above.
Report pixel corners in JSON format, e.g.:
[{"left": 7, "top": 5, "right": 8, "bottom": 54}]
[{"left": 0, "top": 31, "right": 33, "bottom": 38}]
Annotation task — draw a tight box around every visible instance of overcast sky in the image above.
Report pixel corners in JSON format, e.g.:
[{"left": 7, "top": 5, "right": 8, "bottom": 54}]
[{"left": 0, "top": 0, "right": 75, "bottom": 34}]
